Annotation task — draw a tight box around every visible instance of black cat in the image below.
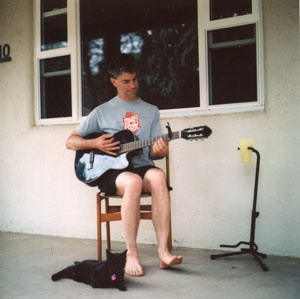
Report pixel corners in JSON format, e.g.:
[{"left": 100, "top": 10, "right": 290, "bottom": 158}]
[{"left": 51, "top": 249, "right": 127, "bottom": 291}]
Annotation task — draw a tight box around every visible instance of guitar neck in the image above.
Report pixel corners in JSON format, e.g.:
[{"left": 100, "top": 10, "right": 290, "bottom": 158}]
[{"left": 120, "top": 131, "right": 180, "bottom": 153}]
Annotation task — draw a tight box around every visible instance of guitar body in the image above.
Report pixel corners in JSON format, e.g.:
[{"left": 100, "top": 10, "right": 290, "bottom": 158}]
[
  {"left": 74, "top": 125, "right": 212, "bottom": 187},
  {"left": 74, "top": 130, "right": 139, "bottom": 187}
]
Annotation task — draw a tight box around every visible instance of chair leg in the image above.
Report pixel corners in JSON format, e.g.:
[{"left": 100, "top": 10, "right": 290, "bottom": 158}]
[
  {"left": 168, "top": 195, "right": 172, "bottom": 251},
  {"left": 105, "top": 197, "right": 111, "bottom": 251},
  {"left": 106, "top": 222, "right": 111, "bottom": 251},
  {"left": 96, "top": 194, "right": 102, "bottom": 260}
]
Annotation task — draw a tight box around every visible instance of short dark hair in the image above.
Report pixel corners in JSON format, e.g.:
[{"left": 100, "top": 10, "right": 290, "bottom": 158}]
[{"left": 107, "top": 53, "right": 137, "bottom": 79}]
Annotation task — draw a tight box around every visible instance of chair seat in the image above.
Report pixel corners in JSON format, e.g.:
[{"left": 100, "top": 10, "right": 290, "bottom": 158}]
[{"left": 99, "top": 192, "right": 152, "bottom": 198}]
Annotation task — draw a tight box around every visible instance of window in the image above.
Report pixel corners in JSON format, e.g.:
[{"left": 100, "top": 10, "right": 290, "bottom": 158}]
[
  {"left": 208, "top": 24, "right": 257, "bottom": 105},
  {"left": 80, "top": 0, "right": 199, "bottom": 116},
  {"left": 40, "top": 55, "right": 71, "bottom": 118},
  {"left": 40, "top": 0, "right": 68, "bottom": 51},
  {"left": 198, "top": 0, "right": 264, "bottom": 114},
  {"left": 210, "top": 0, "right": 252, "bottom": 20},
  {"left": 34, "top": 0, "right": 264, "bottom": 125},
  {"left": 34, "top": 0, "right": 79, "bottom": 125}
]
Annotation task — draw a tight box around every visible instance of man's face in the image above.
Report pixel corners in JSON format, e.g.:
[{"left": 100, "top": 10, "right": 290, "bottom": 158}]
[{"left": 110, "top": 72, "right": 138, "bottom": 101}]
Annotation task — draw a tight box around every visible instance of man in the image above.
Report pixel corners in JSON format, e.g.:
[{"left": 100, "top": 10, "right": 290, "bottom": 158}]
[{"left": 66, "top": 54, "right": 182, "bottom": 277}]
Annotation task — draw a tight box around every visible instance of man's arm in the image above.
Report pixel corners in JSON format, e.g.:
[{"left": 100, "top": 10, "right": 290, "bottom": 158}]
[
  {"left": 66, "top": 130, "right": 93, "bottom": 151},
  {"left": 66, "top": 130, "right": 120, "bottom": 156}
]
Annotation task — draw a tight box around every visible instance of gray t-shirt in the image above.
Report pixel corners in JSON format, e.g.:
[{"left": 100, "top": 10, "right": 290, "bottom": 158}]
[{"left": 77, "top": 96, "right": 162, "bottom": 167}]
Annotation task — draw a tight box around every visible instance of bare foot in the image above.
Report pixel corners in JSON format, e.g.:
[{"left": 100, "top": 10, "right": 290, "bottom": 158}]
[
  {"left": 125, "top": 253, "right": 144, "bottom": 277},
  {"left": 158, "top": 250, "right": 183, "bottom": 269}
]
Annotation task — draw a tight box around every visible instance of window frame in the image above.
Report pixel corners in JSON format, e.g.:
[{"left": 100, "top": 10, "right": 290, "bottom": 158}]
[
  {"left": 195, "top": 0, "right": 264, "bottom": 116},
  {"left": 34, "top": 0, "right": 81, "bottom": 125},
  {"left": 34, "top": 0, "right": 264, "bottom": 125}
]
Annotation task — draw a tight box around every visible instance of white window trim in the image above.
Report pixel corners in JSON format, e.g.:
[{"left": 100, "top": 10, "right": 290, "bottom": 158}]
[
  {"left": 34, "top": 0, "right": 264, "bottom": 125},
  {"left": 34, "top": 0, "right": 81, "bottom": 125},
  {"left": 194, "top": 0, "right": 264, "bottom": 116}
]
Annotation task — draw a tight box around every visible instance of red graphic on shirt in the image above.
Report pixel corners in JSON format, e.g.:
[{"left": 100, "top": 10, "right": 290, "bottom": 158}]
[{"left": 123, "top": 112, "right": 141, "bottom": 134}]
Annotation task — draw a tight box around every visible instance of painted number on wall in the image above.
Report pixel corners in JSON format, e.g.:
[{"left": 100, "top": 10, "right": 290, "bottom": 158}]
[{"left": 0, "top": 44, "right": 12, "bottom": 63}]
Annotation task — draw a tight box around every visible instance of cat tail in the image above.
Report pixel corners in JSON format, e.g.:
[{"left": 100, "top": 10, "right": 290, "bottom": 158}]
[{"left": 51, "top": 269, "right": 68, "bottom": 281}]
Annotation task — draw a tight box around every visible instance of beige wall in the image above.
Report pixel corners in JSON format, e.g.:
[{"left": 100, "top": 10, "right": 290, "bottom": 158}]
[{"left": 0, "top": 0, "right": 299, "bottom": 257}]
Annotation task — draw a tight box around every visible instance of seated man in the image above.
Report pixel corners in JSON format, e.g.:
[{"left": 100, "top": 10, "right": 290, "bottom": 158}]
[{"left": 66, "top": 53, "right": 182, "bottom": 277}]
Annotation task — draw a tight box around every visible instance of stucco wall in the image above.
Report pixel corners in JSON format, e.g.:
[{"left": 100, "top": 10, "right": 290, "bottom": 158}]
[{"left": 0, "top": 0, "right": 299, "bottom": 257}]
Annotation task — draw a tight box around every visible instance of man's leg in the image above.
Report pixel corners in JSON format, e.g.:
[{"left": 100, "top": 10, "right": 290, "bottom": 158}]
[
  {"left": 143, "top": 168, "right": 183, "bottom": 268},
  {"left": 115, "top": 171, "right": 144, "bottom": 277}
]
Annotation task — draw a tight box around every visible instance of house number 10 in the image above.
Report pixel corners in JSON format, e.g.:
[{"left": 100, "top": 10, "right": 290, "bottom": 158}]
[{"left": 0, "top": 44, "right": 12, "bottom": 63}]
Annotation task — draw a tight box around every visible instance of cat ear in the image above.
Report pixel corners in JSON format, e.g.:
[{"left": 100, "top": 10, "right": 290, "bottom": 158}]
[{"left": 106, "top": 249, "right": 113, "bottom": 259}]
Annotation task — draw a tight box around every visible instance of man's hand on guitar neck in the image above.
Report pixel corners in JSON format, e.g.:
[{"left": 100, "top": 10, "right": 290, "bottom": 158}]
[
  {"left": 66, "top": 131, "right": 120, "bottom": 156},
  {"left": 150, "top": 137, "right": 169, "bottom": 160}
]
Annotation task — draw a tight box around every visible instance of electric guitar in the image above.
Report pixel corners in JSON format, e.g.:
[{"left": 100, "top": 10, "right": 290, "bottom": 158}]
[{"left": 74, "top": 125, "right": 212, "bottom": 186}]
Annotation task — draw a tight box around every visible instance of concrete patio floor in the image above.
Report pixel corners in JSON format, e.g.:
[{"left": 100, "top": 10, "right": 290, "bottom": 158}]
[{"left": 0, "top": 231, "right": 299, "bottom": 299}]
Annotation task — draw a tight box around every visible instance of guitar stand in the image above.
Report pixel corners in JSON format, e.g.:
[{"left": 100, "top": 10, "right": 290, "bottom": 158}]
[{"left": 210, "top": 147, "right": 269, "bottom": 272}]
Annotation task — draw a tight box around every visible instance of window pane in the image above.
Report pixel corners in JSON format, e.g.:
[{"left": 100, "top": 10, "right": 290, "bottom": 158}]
[
  {"left": 40, "top": 56, "right": 72, "bottom": 118},
  {"left": 41, "top": 0, "right": 67, "bottom": 51},
  {"left": 80, "top": 0, "right": 199, "bottom": 116},
  {"left": 211, "top": 25, "right": 255, "bottom": 43},
  {"left": 41, "top": 0, "right": 66, "bottom": 12},
  {"left": 208, "top": 24, "right": 257, "bottom": 105},
  {"left": 210, "top": 0, "right": 252, "bottom": 20}
]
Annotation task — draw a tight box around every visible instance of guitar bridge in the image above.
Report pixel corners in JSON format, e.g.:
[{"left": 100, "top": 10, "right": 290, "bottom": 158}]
[{"left": 88, "top": 150, "right": 95, "bottom": 170}]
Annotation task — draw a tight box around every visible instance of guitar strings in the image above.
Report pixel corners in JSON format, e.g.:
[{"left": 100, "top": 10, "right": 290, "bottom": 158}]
[{"left": 120, "top": 132, "right": 180, "bottom": 154}]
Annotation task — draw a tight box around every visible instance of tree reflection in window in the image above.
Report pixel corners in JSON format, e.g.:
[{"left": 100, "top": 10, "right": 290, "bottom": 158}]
[
  {"left": 121, "top": 33, "right": 144, "bottom": 54},
  {"left": 88, "top": 39, "right": 104, "bottom": 76}
]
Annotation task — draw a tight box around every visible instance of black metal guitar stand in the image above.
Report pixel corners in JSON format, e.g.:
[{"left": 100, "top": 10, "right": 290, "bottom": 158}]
[{"left": 210, "top": 147, "right": 269, "bottom": 271}]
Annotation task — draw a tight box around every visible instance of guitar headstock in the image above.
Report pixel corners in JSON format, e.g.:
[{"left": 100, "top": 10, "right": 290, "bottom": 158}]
[{"left": 181, "top": 126, "right": 212, "bottom": 141}]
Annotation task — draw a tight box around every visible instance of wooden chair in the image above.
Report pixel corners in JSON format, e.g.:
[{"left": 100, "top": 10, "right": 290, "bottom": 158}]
[{"left": 96, "top": 153, "right": 172, "bottom": 260}]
